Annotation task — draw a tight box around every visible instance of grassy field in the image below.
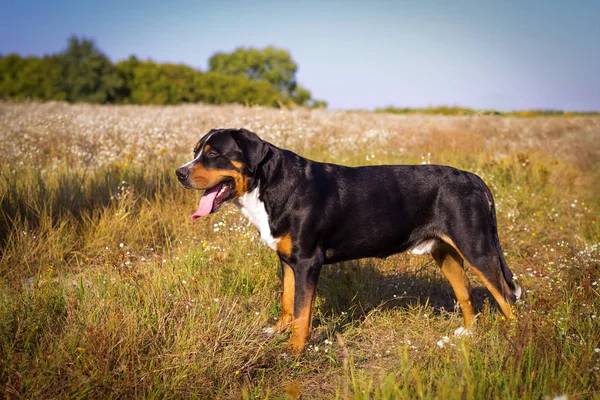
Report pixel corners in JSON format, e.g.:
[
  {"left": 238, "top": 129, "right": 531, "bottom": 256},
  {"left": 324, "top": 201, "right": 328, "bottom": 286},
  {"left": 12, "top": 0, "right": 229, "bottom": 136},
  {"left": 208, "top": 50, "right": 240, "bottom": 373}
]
[{"left": 0, "top": 101, "right": 599, "bottom": 399}]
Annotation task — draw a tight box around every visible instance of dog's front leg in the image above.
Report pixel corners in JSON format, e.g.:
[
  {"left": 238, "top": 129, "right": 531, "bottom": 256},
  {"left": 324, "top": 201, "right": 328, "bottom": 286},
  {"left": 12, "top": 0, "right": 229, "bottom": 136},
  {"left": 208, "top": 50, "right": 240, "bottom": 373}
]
[
  {"left": 288, "top": 254, "right": 323, "bottom": 354},
  {"left": 274, "top": 261, "right": 294, "bottom": 332}
]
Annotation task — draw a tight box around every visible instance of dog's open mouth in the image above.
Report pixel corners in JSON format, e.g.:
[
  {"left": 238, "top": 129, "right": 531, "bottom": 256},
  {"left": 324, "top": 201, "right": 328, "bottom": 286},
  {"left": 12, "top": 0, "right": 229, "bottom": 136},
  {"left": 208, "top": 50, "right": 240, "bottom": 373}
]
[{"left": 191, "top": 179, "right": 235, "bottom": 220}]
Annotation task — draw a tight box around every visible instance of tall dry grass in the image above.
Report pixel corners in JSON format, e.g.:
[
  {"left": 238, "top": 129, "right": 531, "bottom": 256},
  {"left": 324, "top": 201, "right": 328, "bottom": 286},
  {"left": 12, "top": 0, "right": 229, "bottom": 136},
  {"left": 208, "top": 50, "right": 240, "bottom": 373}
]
[{"left": 0, "top": 101, "right": 598, "bottom": 398}]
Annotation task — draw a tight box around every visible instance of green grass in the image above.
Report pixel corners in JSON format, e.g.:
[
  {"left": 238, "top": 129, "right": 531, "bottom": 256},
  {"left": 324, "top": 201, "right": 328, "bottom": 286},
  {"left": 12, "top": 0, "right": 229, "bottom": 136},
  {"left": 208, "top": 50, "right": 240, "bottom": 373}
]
[{"left": 0, "top": 101, "right": 599, "bottom": 398}]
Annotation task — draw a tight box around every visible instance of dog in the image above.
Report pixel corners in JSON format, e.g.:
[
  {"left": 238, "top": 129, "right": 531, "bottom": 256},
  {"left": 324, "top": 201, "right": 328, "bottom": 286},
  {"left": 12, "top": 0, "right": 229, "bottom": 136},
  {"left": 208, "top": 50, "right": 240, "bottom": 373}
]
[{"left": 176, "top": 128, "right": 521, "bottom": 354}]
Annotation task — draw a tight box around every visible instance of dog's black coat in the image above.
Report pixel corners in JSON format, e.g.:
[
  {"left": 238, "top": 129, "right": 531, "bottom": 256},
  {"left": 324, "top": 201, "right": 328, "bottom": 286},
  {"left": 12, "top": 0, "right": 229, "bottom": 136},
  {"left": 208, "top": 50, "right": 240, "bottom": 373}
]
[
  {"left": 262, "top": 152, "right": 495, "bottom": 264},
  {"left": 177, "top": 128, "right": 519, "bottom": 352}
]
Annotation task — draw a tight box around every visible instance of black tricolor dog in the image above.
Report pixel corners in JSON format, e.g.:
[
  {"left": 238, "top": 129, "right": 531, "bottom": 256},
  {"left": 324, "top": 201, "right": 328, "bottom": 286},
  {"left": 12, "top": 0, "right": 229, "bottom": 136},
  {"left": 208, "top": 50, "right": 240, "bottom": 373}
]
[{"left": 176, "top": 128, "right": 521, "bottom": 354}]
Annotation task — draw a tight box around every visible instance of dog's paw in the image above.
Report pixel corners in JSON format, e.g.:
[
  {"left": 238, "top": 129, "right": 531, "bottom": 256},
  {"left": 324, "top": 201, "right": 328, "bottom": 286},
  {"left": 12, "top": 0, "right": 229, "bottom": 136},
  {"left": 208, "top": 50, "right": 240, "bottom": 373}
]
[
  {"left": 453, "top": 326, "right": 472, "bottom": 337},
  {"left": 263, "top": 327, "right": 275, "bottom": 336}
]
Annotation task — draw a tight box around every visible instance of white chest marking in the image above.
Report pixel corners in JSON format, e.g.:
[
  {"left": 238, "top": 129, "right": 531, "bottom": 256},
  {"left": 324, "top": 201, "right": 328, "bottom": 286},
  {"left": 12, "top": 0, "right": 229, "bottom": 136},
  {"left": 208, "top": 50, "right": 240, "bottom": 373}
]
[
  {"left": 410, "top": 239, "right": 439, "bottom": 255},
  {"left": 234, "top": 188, "right": 280, "bottom": 251}
]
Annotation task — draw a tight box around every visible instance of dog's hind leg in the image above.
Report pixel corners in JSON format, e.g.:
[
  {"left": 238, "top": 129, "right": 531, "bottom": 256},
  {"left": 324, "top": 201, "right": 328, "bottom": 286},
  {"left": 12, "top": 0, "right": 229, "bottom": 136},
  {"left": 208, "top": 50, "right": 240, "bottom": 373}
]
[
  {"left": 440, "top": 235, "right": 516, "bottom": 320},
  {"left": 469, "top": 257, "right": 514, "bottom": 319},
  {"left": 432, "top": 242, "right": 475, "bottom": 330}
]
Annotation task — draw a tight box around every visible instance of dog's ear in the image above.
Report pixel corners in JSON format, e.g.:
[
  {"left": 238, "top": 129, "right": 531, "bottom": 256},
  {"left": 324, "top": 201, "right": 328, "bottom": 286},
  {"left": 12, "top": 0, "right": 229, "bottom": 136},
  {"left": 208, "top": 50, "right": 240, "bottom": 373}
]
[{"left": 233, "top": 129, "right": 269, "bottom": 173}]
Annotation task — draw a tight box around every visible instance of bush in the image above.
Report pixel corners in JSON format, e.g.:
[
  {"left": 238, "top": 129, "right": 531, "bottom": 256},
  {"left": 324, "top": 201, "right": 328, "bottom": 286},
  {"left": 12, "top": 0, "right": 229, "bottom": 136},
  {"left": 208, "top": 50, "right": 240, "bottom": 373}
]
[
  {"left": 116, "top": 57, "right": 284, "bottom": 106},
  {"left": 0, "top": 37, "right": 319, "bottom": 108}
]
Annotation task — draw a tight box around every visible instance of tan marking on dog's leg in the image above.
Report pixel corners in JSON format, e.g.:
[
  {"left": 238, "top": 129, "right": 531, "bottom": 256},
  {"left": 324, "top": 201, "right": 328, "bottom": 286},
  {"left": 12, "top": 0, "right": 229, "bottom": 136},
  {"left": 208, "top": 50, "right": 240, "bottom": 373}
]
[
  {"left": 289, "top": 286, "right": 316, "bottom": 354},
  {"left": 275, "top": 262, "right": 294, "bottom": 332},
  {"left": 438, "top": 235, "right": 460, "bottom": 254},
  {"left": 277, "top": 233, "right": 293, "bottom": 258},
  {"left": 439, "top": 234, "right": 513, "bottom": 320},
  {"left": 470, "top": 267, "right": 513, "bottom": 319},
  {"left": 433, "top": 244, "right": 475, "bottom": 328}
]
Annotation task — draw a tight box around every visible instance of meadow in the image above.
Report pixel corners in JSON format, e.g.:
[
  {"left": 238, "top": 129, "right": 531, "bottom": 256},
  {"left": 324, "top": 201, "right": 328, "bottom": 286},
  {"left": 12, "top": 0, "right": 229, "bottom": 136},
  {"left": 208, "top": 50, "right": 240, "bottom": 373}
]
[{"left": 0, "top": 101, "right": 598, "bottom": 399}]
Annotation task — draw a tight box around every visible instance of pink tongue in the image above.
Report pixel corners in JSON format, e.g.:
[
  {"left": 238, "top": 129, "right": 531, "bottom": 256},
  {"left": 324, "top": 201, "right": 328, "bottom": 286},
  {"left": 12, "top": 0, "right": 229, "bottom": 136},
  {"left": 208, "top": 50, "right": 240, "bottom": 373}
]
[{"left": 191, "top": 184, "right": 221, "bottom": 220}]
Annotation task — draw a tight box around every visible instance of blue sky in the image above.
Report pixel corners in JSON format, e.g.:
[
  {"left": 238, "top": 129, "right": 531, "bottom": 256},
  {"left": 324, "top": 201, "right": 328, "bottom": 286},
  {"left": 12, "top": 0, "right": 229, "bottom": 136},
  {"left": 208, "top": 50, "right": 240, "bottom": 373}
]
[{"left": 2, "top": 0, "right": 599, "bottom": 111}]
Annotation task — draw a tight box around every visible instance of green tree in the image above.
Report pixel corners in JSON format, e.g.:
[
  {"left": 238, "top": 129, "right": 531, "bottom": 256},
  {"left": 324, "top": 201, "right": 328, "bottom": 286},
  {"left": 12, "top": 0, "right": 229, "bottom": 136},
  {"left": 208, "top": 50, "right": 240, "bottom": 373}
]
[
  {"left": 194, "top": 72, "right": 284, "bottom": 106},
  {"left": 1, "top": 37, "right": 324, "bottom": 108},
  {"left": 208, "top": 46, "right": 326, "bottom": 107},
  {"left": 55, "top": 36, "right": 125, "bottom": 103},
  {"left": 116, "top": 58, "right": 195, "bottom": 104},
  {"left": 0, "top": 54, "right": 64, "bottom": 101},
  {"left": 209, "top": 46, "right": 297, "bottom": 96},
  {"left": 115, "top": 58, "right": 284, "bottom": 106},
  {"left": 292, "top": 85, "right": 326, "bottom": 108}
]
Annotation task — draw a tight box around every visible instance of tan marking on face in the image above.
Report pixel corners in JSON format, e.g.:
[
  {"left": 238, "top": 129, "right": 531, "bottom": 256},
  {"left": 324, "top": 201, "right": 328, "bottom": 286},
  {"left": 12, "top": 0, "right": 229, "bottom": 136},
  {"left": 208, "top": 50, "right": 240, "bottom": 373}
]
[
  {"left": 229, "top": 170, "right": 248, "bottom": 196},
  {"left": 277, "top": 233, "right": 293, "bottom": 257},
  {"left": 225, "top": 161, "right": 249, "bottom": 196},
  {"left": 274, "top": 262, "right": 294, "bottom": 333},
  {"left": 189, "top": 161, "right": 249, "bottom": 196},
  {"left": 190, "top": 164, "right": 222, "bottom": 189},
  {"left": 193, "top": 141, "right": 202, "bottom": 154},
  {"left": 204, "top": 144, "right": 211, "bottom": 153},
  {"left": 231, "top": 160, "right": 245, "bottom": 170}
]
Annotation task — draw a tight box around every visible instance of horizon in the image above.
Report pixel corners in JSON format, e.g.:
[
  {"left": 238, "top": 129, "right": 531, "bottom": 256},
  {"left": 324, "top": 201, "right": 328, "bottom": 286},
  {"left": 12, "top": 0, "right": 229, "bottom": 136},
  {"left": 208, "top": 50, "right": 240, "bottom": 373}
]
[{"left": 2, "top": 0, "right": 599, "bottom": 112}]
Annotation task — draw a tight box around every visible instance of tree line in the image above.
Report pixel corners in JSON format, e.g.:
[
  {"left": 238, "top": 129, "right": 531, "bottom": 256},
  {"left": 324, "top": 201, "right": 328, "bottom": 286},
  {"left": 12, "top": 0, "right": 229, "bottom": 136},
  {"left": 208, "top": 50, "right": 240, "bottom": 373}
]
[
  {"left": 0, "top": 36, "right": 326, "bottom": 108},
  {"left": 375, "top": 106, "right": 600, "bottom": 117}
]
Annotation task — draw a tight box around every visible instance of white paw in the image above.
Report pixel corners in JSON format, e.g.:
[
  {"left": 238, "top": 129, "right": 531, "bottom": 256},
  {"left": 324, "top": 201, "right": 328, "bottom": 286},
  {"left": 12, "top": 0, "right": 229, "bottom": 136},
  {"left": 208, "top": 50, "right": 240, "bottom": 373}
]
[
  {"left": 263, "top": 327, "right": 275, "bottom": 336},
  {"left": 454, "top": 326, "right": 472, "bottom": 337}
]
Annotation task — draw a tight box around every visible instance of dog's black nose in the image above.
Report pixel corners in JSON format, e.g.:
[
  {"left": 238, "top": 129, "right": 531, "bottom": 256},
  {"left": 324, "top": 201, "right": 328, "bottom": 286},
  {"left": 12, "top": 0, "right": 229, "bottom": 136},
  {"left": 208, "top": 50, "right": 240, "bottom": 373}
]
[{"left": 176, "top": 167, "right": 189, "bottom": 181}]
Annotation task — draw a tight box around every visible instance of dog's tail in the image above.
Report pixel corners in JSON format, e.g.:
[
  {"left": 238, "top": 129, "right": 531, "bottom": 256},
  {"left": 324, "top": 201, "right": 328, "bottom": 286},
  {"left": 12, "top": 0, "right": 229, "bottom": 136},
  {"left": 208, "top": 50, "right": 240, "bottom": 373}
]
[{"left": 487, "top": 187, "right": 521, "bottom": 302}]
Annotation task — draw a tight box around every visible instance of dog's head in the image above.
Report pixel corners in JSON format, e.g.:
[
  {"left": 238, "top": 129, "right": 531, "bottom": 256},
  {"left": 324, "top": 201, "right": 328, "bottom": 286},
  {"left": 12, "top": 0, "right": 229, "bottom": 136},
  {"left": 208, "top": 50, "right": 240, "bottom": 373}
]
[{"left": 175, "top": 128, "right": 269, "bottom": 219}]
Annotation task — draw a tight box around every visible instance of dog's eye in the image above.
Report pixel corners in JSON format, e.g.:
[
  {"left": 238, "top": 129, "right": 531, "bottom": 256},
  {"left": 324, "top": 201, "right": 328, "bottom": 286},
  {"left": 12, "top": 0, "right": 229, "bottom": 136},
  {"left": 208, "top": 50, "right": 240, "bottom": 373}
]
[{"left": 206, "top": 150, "right": 218, "bottom": 158}]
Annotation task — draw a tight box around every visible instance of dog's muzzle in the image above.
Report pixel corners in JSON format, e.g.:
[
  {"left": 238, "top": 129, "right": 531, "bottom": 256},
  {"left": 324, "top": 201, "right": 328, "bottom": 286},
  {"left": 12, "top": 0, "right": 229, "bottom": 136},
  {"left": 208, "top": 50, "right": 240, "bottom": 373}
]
[{"left": 176, "top": 166, "right": 189, "bottom": 182}]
